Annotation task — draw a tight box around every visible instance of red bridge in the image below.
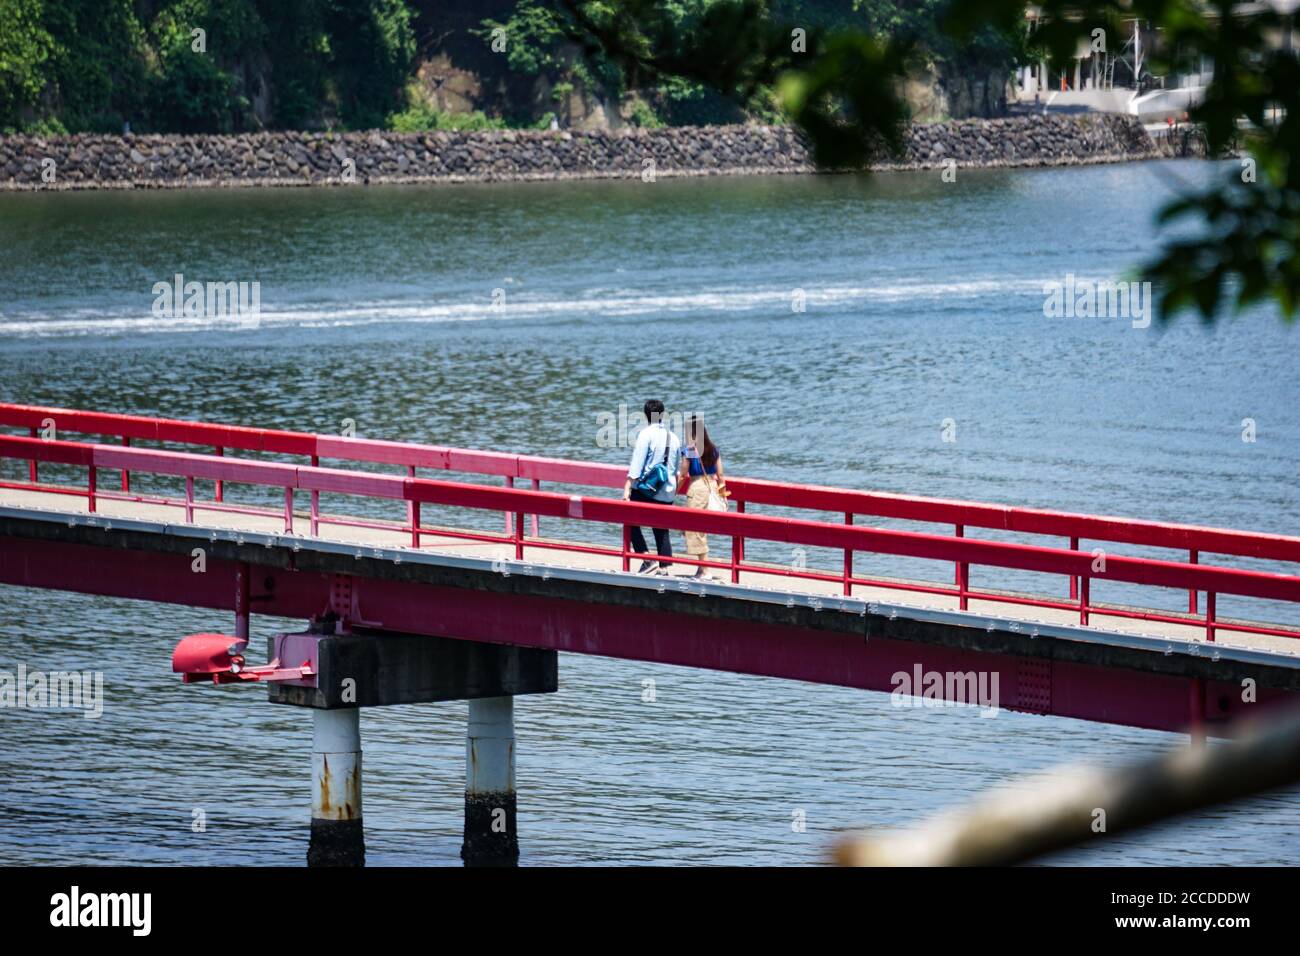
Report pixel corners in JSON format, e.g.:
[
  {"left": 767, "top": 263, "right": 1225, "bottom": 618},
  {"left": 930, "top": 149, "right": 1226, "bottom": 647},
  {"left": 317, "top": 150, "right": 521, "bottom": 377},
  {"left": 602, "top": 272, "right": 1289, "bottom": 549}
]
[
  {"left": 2, "top": 401, "right": 1298, "bottom": 735},
  {"left": 6, "top": 402, "right": 1299, "bottom": 863}
]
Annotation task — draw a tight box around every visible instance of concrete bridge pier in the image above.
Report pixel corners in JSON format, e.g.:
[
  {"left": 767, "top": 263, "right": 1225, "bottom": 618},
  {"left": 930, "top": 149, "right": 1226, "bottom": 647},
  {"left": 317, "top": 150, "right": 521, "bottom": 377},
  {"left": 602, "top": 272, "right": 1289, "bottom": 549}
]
[
  {"left": 267, "top": 626, "right": 556, "bottom": 867},
  {"left": 309, "top": 707, "right": 364, "bottom": 866},
  {"left": 463, "top": 696, "right": 518, "bottom": 867}
]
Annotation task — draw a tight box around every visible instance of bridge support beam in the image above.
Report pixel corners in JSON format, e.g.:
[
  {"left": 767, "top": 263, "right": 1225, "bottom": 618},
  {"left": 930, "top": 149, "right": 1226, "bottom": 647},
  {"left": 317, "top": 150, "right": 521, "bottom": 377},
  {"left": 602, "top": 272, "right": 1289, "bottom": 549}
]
[
  {"left": 268, "top": 628, "right": 556, "bottom": 867},
  {"left": 309, "top": 707, "right": 364, "bottom": 867},
  {"left": 267, "top": 629, "right": 557, "bottom": 709},
  {"left": 462, "top": 696, "right": 518, "bottom": 867}
]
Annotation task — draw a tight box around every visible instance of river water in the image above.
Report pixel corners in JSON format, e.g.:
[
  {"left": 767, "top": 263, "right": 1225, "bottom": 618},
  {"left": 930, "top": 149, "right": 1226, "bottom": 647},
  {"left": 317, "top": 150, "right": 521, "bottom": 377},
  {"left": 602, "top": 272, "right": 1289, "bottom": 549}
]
[{"left": 0, "top": 160, "right": 1297, "bottom": 865}]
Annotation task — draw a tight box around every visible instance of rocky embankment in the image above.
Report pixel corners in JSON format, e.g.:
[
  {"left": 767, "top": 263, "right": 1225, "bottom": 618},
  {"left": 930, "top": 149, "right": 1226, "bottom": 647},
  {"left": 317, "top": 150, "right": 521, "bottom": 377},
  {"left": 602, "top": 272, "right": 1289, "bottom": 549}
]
[{"left": 0, "top": 114, "right": 1157, "bottom": 190}]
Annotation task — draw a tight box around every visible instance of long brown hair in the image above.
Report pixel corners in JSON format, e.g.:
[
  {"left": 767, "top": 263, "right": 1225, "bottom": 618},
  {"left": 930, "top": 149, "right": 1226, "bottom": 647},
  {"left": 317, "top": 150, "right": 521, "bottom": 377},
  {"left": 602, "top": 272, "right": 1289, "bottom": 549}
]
[{"left": 685, "top": 414, "right": 719, "bottom": 470}]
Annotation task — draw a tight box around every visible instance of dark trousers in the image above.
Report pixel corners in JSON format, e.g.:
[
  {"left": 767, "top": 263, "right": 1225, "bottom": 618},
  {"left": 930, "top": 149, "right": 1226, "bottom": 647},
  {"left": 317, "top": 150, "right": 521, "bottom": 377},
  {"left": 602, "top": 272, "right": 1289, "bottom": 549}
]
[{"left": 629, "top": 488, "right": 673, "bottom": 567}]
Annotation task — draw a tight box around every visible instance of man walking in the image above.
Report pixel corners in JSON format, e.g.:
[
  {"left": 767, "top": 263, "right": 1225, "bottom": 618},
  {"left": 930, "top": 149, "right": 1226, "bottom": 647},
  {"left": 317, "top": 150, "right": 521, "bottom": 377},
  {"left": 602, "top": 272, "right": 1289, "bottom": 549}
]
[{"left": 622, "top": 399, "right": 682, "bottom": 574}]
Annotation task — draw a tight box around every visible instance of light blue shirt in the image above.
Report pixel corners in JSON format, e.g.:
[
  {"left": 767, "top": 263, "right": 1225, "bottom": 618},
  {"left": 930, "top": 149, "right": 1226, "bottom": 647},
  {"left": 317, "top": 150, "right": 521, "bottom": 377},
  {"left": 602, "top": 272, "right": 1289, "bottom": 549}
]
[{"left": 627, "top": 423, "right": 682, "bottom": 503}]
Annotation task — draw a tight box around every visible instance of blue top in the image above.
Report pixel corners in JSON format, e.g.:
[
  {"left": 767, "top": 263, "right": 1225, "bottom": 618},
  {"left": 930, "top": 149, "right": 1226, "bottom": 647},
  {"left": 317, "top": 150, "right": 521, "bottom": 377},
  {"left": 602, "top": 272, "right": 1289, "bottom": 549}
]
[
  {"left": 685, "top": 445, "right": 721, "bottom": 478},
  {"left": 627, "top": 423, "right": 683, "bottom": 503}
]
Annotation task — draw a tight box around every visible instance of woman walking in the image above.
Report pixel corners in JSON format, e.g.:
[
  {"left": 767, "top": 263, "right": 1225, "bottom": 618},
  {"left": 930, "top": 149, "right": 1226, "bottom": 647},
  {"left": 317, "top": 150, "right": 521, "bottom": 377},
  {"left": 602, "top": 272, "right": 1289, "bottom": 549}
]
[{"left": 680, "top": 414, "right": 728, "bottom": 580}]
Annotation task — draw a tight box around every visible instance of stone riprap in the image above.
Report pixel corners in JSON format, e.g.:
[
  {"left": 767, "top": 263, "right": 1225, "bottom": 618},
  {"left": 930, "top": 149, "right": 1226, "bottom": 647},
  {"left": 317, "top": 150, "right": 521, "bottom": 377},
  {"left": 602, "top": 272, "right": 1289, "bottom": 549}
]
[{"left": 0, "top": 114, "right": 1158, "bottom": 191}]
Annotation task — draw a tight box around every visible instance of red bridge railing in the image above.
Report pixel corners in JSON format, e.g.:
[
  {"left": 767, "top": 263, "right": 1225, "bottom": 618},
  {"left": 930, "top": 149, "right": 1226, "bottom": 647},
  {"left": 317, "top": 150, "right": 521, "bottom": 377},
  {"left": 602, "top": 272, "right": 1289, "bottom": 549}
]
[{"left": 1, "top": 402, "right": 1299, "bottom": 643}]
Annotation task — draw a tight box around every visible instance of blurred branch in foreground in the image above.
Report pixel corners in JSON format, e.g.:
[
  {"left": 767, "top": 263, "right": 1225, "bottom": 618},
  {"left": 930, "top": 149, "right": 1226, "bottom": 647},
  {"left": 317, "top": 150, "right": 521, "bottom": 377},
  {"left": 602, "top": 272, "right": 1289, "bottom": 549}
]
[{"left": 833, "top": 704, "right": 1300, "bottom": 866}]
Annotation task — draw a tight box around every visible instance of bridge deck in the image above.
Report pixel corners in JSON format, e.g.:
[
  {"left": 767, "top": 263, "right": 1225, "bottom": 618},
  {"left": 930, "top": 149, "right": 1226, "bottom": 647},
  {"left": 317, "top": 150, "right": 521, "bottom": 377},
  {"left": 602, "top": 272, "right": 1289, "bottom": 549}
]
[{"left": 3, "top": 483, "right": 1295, "bottom": 658}]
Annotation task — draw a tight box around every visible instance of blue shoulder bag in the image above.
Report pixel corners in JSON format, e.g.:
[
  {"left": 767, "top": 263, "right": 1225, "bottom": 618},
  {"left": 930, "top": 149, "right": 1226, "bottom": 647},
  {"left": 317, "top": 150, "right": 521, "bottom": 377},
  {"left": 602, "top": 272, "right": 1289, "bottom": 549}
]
[{"left": 632, "top": 429, "right": 673, "bottom": 497}]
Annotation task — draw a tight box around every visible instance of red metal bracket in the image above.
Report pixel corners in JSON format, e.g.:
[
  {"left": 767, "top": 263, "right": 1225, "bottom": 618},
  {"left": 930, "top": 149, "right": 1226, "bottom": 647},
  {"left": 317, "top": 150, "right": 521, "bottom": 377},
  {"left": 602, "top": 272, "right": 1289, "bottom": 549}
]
[
  {"left": 324, "top": 573, "right": 382, "bottom": 631},
  {"left": 172, "top": 632, "right": 315, "bottom": 685},
  {"left": 328, "top": 574, "right": 353, "bottom": 632}
]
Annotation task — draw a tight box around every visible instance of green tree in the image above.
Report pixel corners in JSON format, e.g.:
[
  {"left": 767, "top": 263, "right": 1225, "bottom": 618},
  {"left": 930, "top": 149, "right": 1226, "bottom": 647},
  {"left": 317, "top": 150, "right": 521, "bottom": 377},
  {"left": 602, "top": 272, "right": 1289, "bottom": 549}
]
[
  {"left": 323, "top": 0, "right": 416, "bottom": 129},
  {"left": 0, "top": 0, "right": 417, "bottom": 132},
  {"left": 477, "top": 0, "right": 622, "bottom": 124},
  {"left": 39, "top": 0, "right": 151, "bottom": 132},
  {"left": 0, "top": 0, "right": 56, "bottom": 131},
  {"left": 259, "top": 0, "right": 414, "bottom": 130},
  {"left": 147, "top": 0, "right": 265, "bottom": 132}
]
